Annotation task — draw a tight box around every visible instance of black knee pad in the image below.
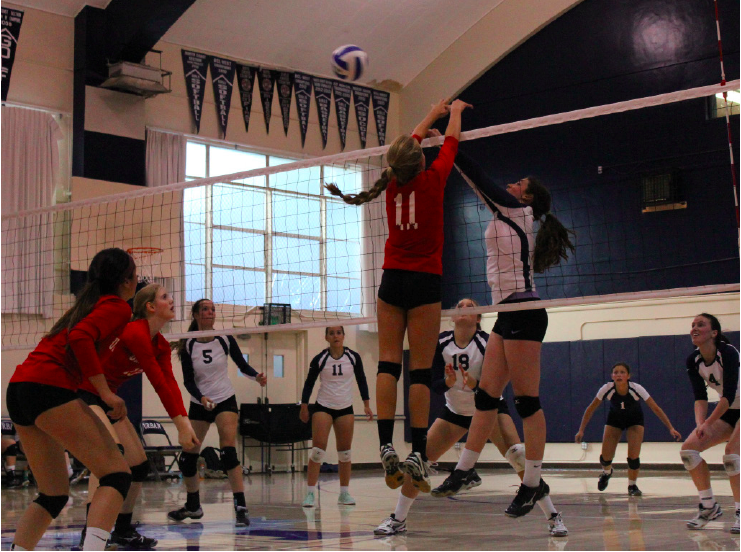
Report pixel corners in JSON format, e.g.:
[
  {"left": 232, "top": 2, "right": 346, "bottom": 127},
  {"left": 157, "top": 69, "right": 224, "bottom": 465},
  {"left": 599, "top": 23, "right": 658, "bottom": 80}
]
[
  {"left": 117, "top": 443, "right": 125, "bottom": 455},
  {"left": 130, "top": 460, "right": 150, "bottom": 482},
  {"left": 627, "top": 457, "right": 640, "bottom": 470},
  {"left": 474, "top": 388, "right": 501, "bottom": 411},
  {"left": 33, "top": 493, "right": 68, "bottom": 519},
  {"left": 98, "top": 471, "right": 132, "bottom": 500},
  {"left": 514, "top": 396, "right": 541, "bottom": 419},
  {"left": 378, "top": 361, "right": 402, "bottom": 381},
  {"left": 599, "top": 454, "right": 612, "bottom": 467},
  {"left": 5, "top": 443, "right": 18, "bottom": 457},
  {"left": 221, "top": 446, "right": 240, "bottom": 472},
  {"left": 179, "top": 451, "right": 200, "bottom": 478},
  {"left": 408, "top": 368, "right": 432, "bottom": 388}
]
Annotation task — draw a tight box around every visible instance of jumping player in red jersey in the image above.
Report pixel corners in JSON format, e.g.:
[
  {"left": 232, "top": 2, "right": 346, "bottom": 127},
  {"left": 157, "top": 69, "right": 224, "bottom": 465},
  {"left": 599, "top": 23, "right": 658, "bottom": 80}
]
[
  {"left": 325, "top": 98, "right": 471, "bottom": 493},
  {"left": 77, "top": 283, "right": 199, "bottom": 549},
  {"left": 6, "top": 248, "right": 137, "bottom": 551}
]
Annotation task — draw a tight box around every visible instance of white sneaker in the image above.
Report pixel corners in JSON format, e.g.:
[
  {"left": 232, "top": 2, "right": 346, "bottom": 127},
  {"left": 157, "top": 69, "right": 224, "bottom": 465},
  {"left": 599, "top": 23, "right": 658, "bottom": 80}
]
[
  {"left": 401, "top": 452, "right": 431, "bottom": 493},
  {"left": 338, "top": 491, "right": 356, "bottom": 505},
  {"left": 687, "top": 502, "right": 722, "bottom": 530},
  {"left": 548, "top": 512, "right": 568, "bottom": 537},
  {"left": 732, "top": 509, "right": 739, "bottom": 534},
  {"left": 374, "top": 514, "right": 407, "bottom": 536}
]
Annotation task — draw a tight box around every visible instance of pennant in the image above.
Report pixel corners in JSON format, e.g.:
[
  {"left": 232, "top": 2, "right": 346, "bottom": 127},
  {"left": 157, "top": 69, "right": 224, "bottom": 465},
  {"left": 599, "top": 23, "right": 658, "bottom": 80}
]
[
  {"left": 294, "top": 72, "right": 312, "bottom": 147},
  {"left": 1, "top": 8, "right": 24, "bottom": 102},
  {"left": 181, "top": 50, "right": 209, "bottom": 133},
  {"left": 351, "top": 85, "right": 371, "bottom": 149},
  {"left": 209, "top": 56, "right": 236, "bottom": 138},
  {"left": 332, "top": 80, "right": 352, "bottom": 151},
  {"left": 312, "top": 76, "right": 333, "bottom": 149},
  {"left": 372, "top": 89, "right": 390, "bottom": 146},
  {"left": 258, "top": 68, "right": 275, "bottom": 133},
  {"left": 236, "top": 63, "right": 257, "bottom": 134},
  {"left": 276, "top": 71, "right": 294, "bottom": 136}
]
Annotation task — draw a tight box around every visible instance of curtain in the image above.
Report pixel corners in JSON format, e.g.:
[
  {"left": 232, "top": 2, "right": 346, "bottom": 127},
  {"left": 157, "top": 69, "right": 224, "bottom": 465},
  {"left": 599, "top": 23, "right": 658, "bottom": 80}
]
[
  {"left": 1, "top": 106, "right": 62, "bottom": 316},
  {"left": 146, "top": 129, "right": 186, "bottom": 187},
  {"left": 359, "top": 167, "right": 387, "bottom": 329}
]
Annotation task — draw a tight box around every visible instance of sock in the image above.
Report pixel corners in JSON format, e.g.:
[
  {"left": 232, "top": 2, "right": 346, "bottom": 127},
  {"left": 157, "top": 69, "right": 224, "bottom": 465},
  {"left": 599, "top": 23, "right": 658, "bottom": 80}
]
[
  {"left": 82, "top": 527, "right": 110, "bottom": 551},
  {"left": 378, "top": 419, "right": 395, "bottom": 447},
  {"left": 394, "top": 492, "right": 416, "bottom": 522},
  {"left": 186, "top": 490, "right": 201, "bottom": 511},
  {"left": 628, "top": 479, "right": 636, "bottom": 486},
  {"left": 307, "top": 485, "right": 317, "bottom": 494},
  {"left": 603, "top": 466, "right": 613, "bottom": 475},
  {"left": 340, "top": 486, "right": 349, "bottom": 494},
  {"left": 537, "top": 495, "right": 558, "bottom": 518},
  {"left": 410, "top": 427, "right": 427, "bottom": 460},
  {"left": 233, "top": 491, "right": 246, "bottom": 510},
  {"left": 455, "top": 448, "right": 480, "bottom": 472},
  {"left": 698, "top": 488, "right": 714, "bottom": 509},
  {"left": 114, "top": 512, "right": 132, "bottom": 533},
  {"left": 523, "top": 459, "right": 542, "bottom": 487}
]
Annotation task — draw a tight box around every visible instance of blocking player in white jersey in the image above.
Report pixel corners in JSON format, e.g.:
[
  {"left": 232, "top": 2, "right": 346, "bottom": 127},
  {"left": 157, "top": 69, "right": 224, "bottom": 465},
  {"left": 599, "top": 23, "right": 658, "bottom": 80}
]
[
  {"left": 299, "top": 326, "right": 373, "bottom": 507},
  {"left": 679, "top": 313, "right": 739, "bottom": 533},
  {"left": 168, "top": 299, "right": 267, "bottom": 527},
  {"left": 376, "top": 299, "right": 567, "bottom": 537},
  {"left": 575, "top": 362, "right": 681, "bottom": 496}
]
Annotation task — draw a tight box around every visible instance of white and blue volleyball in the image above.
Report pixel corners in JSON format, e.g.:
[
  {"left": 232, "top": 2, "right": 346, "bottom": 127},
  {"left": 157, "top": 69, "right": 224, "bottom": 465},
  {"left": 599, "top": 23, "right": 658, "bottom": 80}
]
[{"left": 331, "top": 45, "right": 368, "bottom": 81}]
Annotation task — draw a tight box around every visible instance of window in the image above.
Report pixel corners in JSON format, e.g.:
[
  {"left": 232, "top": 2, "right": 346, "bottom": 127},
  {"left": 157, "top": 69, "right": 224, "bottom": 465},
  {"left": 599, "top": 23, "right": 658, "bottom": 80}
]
[
  {"left": 184, "top": 141, "right": 362, "bottom": 313},
  {"left": 710, "top": 90, "right": 740, "bottom": 118},
  {"left": 273, "top": 355, "right": 284, "bottom": 378}
]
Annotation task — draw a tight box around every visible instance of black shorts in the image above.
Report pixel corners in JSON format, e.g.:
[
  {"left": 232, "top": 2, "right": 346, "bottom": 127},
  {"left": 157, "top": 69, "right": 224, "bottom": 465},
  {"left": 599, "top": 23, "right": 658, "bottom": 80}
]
[
  {"left": 377, "top": 269, "right": 441, "bottom": 310},
  {"left": 498, "top": 397, "right": 511, "bottom": 416},
  {"left": 606, "top": 408, "right": 644, "bottom": 431},
  {"left": 1, "top": 421, "right": 16, "bottom": 436},
  {"left": 313, "top": 402, "right": 354, "bottom": 420},
  {"left": 188, "top": 395, "right": 239, "bottom": 423},
  {"left": 493, "top": 299, "right": 548, "bottom": 342},
  {"left": 6, "top": 382, "right": 79, "bottom": 427},
  {"left": 439, "top": 405, "right": 472, "bottom": 430},
  {"left": 720, "top": 408, "right": 740, "bottom": 428},
  {"left": 77, "top": 389, "right": 122, "bottom": 424}
]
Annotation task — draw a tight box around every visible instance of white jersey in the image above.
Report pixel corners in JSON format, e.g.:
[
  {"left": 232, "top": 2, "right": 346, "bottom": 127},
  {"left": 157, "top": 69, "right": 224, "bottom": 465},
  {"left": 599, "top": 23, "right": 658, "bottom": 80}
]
[
  {"left": 301, "top": 347, "right": 369, "bottom": 410},
  {"left": 433, "top": 330, "right": 488, "bottom": 416},
  {"left": 686, "top": 342, "right": 740, "bottom": 410}
]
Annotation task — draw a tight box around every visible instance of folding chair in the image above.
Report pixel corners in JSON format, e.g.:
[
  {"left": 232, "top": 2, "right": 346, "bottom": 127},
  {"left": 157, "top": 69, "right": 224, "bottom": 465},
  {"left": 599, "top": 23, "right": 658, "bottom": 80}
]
[{"left": 139, "top": 420, "right": 182, "bottom": 481}]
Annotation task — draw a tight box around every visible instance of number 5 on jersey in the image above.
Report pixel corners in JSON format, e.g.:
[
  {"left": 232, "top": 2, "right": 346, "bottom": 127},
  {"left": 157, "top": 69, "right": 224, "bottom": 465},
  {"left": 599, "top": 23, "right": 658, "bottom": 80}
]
[{"left": 395, "top": 191, "right": 417, "bottom": 230}]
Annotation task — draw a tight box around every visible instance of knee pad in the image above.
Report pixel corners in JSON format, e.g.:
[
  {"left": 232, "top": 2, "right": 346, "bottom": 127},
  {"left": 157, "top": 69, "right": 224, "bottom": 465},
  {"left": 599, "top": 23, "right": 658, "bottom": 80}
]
[
  {"left": 627, "top": 457, "right": 640, "bottom": 470},
  {"left": 723, "top": 454, "right": 740, "bottom": 477},
  {"left": 178, "top": 451, "right": 200, "bottom": 478},
  {"left": 378, "top": 361, "right": 402, "bottom": 381},
  {"left": 221, "top": 446, "right": 240, "bottom": 472},
  {"left": 680, "top": 449, "right": 703, "bottom": 471},
  {"left": 117, "top": 443, "right": 125, "bottom": 455},
  {"left": 474, "top": 388, "right": 500, "bottom": 411},
  {"left": 599, "top": 455, "right": 613, "bottom": 468},
  {"left": 130, "top": 460, "right": 150, "bottom": 482},
  {"left": 33, "top": 493, "right": 68, "bottom": 519},
  {"left": 514, "top": 396, "right": 541, "bottom": 419},
  {"left": 337, "top": 450, "right": 351, "bottom": 463},
  {"left": 98, "top": 471, "right": 132, "bottom": 500},
  {"left": 309, "top": 447, "right": 326, "bottom": 463},
  {"left": 409, "top": 368, "right": 432, "bottom": 388},
  {"left": 505, "top": 444, "right": 526, "bottom": 472},
  {"left": 5, "top": 443, "right": 18, "bottom": 457}
]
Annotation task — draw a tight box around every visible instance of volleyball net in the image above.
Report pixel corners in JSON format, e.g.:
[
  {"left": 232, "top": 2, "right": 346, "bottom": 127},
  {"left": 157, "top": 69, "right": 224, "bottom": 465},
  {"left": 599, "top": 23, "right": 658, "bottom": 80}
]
[{"left": 2, "top": 81, "right": 739, "bottom": 349}]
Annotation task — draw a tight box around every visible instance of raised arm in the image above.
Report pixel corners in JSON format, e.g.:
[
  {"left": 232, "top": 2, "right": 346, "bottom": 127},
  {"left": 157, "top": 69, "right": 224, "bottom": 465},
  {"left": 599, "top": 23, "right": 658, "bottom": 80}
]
[
  {"left": 412, "top": 99, "right": 451, "bottom": 139},
  {"left": 454, "top": 148, "right": 523, "bottom": 209},
  {"left": 575, "top": 397, "right": 602, "bottom": 443},
  {"left": 443, "top": 99, "right": 472, "bottom": 141}
]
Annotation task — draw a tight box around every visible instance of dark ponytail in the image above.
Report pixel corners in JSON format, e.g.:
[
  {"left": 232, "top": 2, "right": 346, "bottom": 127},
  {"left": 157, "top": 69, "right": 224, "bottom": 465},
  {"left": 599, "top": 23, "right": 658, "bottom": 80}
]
[
  {"left": 527, "top": 176, "right": 576, "bottom": 273},
  {"left": 699, "top": 313, "right": 731, "bottom": 346},
  {"left": 177, "top": 298, "right": 211, "bottom": 356}
]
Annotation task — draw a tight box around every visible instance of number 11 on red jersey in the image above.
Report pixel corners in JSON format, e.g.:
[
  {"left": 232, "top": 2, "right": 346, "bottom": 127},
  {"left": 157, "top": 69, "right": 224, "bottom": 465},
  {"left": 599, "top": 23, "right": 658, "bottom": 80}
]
[{"left": 394, "top": 191, "right": 418, "bottom": 230}]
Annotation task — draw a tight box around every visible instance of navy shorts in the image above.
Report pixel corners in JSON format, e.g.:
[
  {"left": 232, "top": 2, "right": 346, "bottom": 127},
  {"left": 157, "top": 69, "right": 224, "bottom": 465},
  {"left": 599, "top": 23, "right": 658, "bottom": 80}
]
[
  {"left": 78, "top": 389, "right": 122, "bottom": 424},
  {"left": 606, "top": 408, "right": 644, "bottom": 431},
  {"left": 720, "top": 408, "right": 740, "bottom": 428},
  {"left": 313, "top": 402, "right": 354, "bottom": 420},
  {"left": 189, "top": 395, "right": 239, "bottom": 423},
  {"left": 439, "top": 405, "right": 473, "bottom": 430},
  {"left": 493, "top": 299, "right": 548, "bottom": 342},
  {"left": 7, "top": 382, "right": 79, "bottom": 427},
  {"left": 378, "top": 269, "right": 441, "bottom": 310}
]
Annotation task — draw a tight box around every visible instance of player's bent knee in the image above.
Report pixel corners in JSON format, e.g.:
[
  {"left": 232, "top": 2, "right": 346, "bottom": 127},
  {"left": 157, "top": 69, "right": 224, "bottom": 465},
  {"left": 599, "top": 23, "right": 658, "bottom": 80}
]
[
  {"left": 514, "top": 396, "right": 541, "bottom": 419},
  {"left": 178, "top": 451, "right": 200, "bottom": 478},
  {"left": 221, "top": 446, "right": 240, "bottom": 472},
  {"left": 409, "top": 368, "right": 431, "bottom": 388},
  {"left": 309, "top": 447, "right": 326, "bottom": 464},
  {"left": 627, "top": 457, "right": 640, "bottom": 470},
  {"left": 378, "top": 361, "right": 402, "bottom": 381},
  {"left": 33, "top": 493, "right": 68, "bottom": 519},
  {"left": 599, "top": 455, "right": 613, "bottom": 467},
  {"left": 474, "top": 388, "right": 500, "bottom": 411},
  {"left": 723, "top": 454, "right": 740, "bottom": 477},
  {"left": 505, "top": 444, "right": 526, "bottom": 472},
  {"left": 98, "top": 471, "right": 132, "bottom": 500},
  {"left": 680, "top": 449, "right": 703, "bottom": 471},
  {"left": 338, "top": 450, "right": 351, "bottom": 463},
  {"left": 130, "top": 460, "right": 150, "bottom": 482}
]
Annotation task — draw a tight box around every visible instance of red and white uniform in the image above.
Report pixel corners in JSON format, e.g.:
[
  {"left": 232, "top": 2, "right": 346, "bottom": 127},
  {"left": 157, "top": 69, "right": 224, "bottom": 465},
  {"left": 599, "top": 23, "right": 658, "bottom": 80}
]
[
  {"left": 79, "top": 318, "right": 187, "bottom": 418},
  {"left": 383, "top": 135, "right": 459, "bottom": 275},
  {"left": 10, "top": 295, "right": 131, "bottom": 391}
]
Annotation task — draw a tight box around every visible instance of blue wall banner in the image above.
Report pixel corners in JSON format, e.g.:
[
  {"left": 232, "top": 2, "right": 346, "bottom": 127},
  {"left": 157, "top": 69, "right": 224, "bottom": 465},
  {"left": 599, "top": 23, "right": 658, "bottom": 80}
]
[
  {"left": 294, "top": 73, "right": 312, "bottom": 147},
  {"left": 312, "top": 76, "right": 333, "bottom": 149},
  {"left": 371, "top": 89, "right": 390, "bottom": 146},
  {"left": 276, "top": 71, "right": 294, "bottom": 137},
  {"left": 258, "top": 68, "right": 276, "bottom": 134},
  {"left": 209, "top": 56, "right": 235, "bottom": 138},
  {"left": 1, "top": 7, "right": 23, "bottom": 102},
  {"left": 181, "top": 50, "right": 209, "bottom": 133},
  {"left": 236, "top": 63, "right": 257, "bottom": 134},
  {"left": 332, "top": 80, "right": 352, "bottom": 150},
  {"left": 352, "top": 85, "right": 371, "bottom": 149}
]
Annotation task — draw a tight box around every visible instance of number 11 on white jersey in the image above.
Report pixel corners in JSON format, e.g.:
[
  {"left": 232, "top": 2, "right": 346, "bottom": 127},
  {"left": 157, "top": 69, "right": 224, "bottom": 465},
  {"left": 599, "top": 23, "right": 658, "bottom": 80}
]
[{"left": 395, "top": 191, "right": 417, "bottom": 230}]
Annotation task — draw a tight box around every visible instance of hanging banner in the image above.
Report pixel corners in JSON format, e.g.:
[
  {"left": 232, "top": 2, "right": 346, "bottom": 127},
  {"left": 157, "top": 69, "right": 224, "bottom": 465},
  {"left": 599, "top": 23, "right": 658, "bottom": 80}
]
[
  {"left": 332, "top": 81, "right": 352, "bottom": 151},
  {"left": 312, "top": 76, "right": 333, "bottom": 149},
  {"left": 372, "top": 89, "right": 390, "bottom": 146},
  {"left": 352, "top": 85, "right": 371, "bottom": 150},
  {"left": 181, "top": 50, "right": 209, "bottom": 133},
  {"left": 276, "top": 71, "right": 294, "bottom": 137},
  {"left": 209, "top": 56, "right": 235, "bottom": 138},
  {"left": 236, "top": 63, "right": 257, "bottom": 134},
  {"left": 294, "top": 72, "right": 312, "bottom": 148},
  {"left": 258, "top": 68, "right": 276, "bottom": 134},
  {"left": 1, "top": 8, "right": 24, "bottom": 102}
]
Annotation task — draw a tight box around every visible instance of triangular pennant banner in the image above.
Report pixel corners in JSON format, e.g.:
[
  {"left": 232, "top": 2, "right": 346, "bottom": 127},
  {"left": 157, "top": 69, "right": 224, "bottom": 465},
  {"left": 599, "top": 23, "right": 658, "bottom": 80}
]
[
  {"left": 294, "top": 73, "right": 312, "bottom": 148},
  {"left": 258, "top": 68, "right": 276, "bottom": 134},
  {"left": 1, "top": 7, "right": 24, "bottom": 102},
  {"left": 372, "top": 89, "right": 390, "bottom": 146},
  {"left": 236, "top": 63, "right": 257, "bottom": 134},
  {"left": 276, "top": 71, "right": 294, "bottom": 137},
  {"left": 312, "top": 76, "right": 333, "bottom": 149},
  {"left": 209, "top": 56, "right": 236, "bottom": 138},
  {"left": 351, "top": 85, "right": 371, "bottom": 149},
  {"left": 332, "top": 80, "right": 352, "bottom": 151},
  {"left": 181, "top": 50, "right": 210, "bottom": 133}
]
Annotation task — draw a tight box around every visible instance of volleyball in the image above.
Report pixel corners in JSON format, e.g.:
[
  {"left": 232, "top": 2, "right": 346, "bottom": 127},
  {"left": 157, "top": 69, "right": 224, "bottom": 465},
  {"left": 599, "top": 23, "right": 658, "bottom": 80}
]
[{"left": 331, "top": 44, "right": 368, "bottom": 81}]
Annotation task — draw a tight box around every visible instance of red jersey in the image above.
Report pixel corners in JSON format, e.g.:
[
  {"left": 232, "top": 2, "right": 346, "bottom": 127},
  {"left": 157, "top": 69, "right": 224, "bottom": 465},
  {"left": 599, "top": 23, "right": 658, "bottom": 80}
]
[
  {"left": 383, "top": 135, "right": 459, "bottom": 275},
  {"left": 10, "top": 295, "right": 131, "bottom": 391},
  {"left": 79, "top": 318, "right": 187, "bottom": 419}
]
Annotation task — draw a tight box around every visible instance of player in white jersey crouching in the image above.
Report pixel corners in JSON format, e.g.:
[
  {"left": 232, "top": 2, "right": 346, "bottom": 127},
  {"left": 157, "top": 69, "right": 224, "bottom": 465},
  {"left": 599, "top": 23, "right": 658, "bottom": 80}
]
[{"left": 300, "top": 327, "right": 372, "bottom": 508}]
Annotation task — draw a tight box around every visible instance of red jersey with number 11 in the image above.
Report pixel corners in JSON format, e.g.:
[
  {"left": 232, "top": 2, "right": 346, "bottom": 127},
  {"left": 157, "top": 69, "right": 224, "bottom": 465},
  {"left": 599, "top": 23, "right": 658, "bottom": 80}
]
[{"left": 382, "top": 135, "right": 459, "bottom": 275}]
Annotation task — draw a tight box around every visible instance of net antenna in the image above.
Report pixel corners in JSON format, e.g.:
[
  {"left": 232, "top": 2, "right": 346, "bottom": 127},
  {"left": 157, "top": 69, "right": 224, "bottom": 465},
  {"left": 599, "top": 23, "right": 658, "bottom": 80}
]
[{"left": 127, "top": 247, "right": 163, "bottom": 284}]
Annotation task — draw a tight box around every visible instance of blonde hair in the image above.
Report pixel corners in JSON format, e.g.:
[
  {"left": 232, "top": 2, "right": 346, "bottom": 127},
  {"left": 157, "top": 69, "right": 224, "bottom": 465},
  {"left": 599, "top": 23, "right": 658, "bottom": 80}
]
[
  {"left": 325, "top": 134, "right": 424, "bottom": 205},
  {"left": 132, "top": 283, "right": 163, "bottom": 321}
]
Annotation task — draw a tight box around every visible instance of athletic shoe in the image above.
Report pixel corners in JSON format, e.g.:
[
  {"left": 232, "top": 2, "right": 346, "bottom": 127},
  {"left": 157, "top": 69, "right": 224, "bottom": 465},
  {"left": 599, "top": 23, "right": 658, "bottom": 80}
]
[
  {"left": 431, "top": 469, "right": 472, "bottom": 498},
  {"left": 628, "top": 484, "right": 642, "bottom": 497},
  {"left": 110, "top": 524, "right": 158, "bottom": 549},
  {"left": 505, "top": 479, "right": 550, "bottom": 518},
  {"left": 548, "top": 512, "right": 568, "bottom": 537},
  {"left": 302, "top": 491, "right": 315, "bottom": 508},
  {"left": 731, "top": 509, "right": 739, "bottom": 535},
  {"left": 597, "top": 469, "right": 612, "bottom": 491},
  {"left": 338, "top": 491, "right": 356, "bottom": 505},
  {"left": 380, "top": 444, "right": 404, "bottom": 489},
  {"left": 235, "top": 507, "right": 250, "bottom": 527},
  {"left": 401, "top": 452, "right": 431, "bottom": 493},
  {"left": 463, "top": 469, "right": 482, "bottom": 490},
  {"left": 686, "top": 502, "right": 722, "bottom": 530},
  {"left": 167, "top": 506, "right": 204, "bottom": 522},
  {"left": 374, "top": 514, "right": 407, "bottom": 536}
]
